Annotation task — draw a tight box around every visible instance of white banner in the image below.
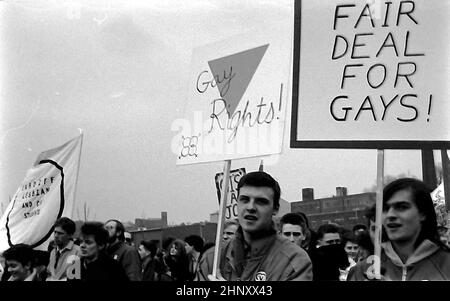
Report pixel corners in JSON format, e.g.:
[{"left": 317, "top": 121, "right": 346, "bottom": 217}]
[
  {"left": 174, "top": 20, "right": 293, "bottom": 165},
  {"left": 0, "top": 135, "right": 83, "bottom": 252}
]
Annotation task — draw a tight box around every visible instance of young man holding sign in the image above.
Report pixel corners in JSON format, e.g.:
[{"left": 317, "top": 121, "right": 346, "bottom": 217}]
[{"left": 197, "top": 171, "right": 312, "bottom": 281}]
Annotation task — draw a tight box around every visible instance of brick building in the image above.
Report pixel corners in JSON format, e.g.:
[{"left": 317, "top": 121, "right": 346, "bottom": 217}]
[
  {"left": 135, "top": 212, "right": 168, "bottom": 230},
  {"left": 130, "top": 188, "right": 375, "bottom": 249},
  {"left": 291, "top": 187, "right": 376, "bottom": 231}
]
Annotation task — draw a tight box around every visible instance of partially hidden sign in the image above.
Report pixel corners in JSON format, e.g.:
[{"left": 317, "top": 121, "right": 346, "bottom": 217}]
[
  {"left": 175, "top": 22, "right": 292, "bottom": 165},
  {"left": 215, "top": 168, "right": 246, "bottom": 220},
  {"left": 291, "top": 0, "right": 450, "bottom": 149},
  {"left": 431, "top": 182, "right": 449, "bottom": 227}
]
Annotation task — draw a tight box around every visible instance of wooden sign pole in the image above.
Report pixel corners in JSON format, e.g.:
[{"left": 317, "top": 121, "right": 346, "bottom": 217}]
[
  {"left": 441, "top": 150, "right": 450, "bottom": 212},
  {"left": 212, "top": 159, "right": 232, "bottom": 278},
  {"left": 374, "top": 149, "right": 384, "bottom": 279},
  {"left": 421, "top": 149, "right": 437, "bottom": 191}
]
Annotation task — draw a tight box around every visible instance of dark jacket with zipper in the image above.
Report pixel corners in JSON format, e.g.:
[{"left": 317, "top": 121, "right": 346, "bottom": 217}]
[{"left": 196, "top": 226, "right": 312, "bottom": 281}]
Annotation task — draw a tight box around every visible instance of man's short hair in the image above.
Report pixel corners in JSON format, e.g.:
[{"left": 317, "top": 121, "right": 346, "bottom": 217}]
[
  {"left": 237, "top": 171, "right": 281, "bottom": 210},
  {"left": 3, "top": 244, "right": 34, "bottom": 267},
  {"left": 105, "top": 219, "right": 125, "bottom": 241},
  {"left": 140, "top": 240, "right": 157, "bottom": 257},
  {"left": 280, "top": 213, "right": 306, "bottom": 233},
  {"left": 81, "top": 222, "right": 109, "bottom": 247},
  {"left": 341, "top": 231, "right": 358, "bottom": 246},
  {"left": 224, "top": 219, "right": 239, "bottom": 229},
  {"left": 295, "top": 212, "right": 310, "bottom": 229},
  {"left": 54, "top": 217, "right": 76, "bottom": 235},
  {"left": 317, "top": 224, "right": 340, "bottom": 240},
  {"left": 184, "top": 235, "right": 204, "bottom": 252}
]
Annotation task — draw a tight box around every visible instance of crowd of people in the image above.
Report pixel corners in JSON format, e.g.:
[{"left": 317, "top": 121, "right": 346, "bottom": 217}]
[{"left": 1, "top": 172, "right": 450, "bottom": 281}]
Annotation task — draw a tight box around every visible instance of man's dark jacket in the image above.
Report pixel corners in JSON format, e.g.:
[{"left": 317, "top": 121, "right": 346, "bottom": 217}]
[{"left": 106, "top": 241, "right": 142, "bottom": 281}]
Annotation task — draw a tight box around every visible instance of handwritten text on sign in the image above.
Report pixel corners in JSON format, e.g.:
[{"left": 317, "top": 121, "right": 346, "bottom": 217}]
[
  {"left": 175, "top": 23, "right": 292, "bottom": 164},
  {"left": 5, "top": 162, "right": 63, "bottom": 247},
  {"left": 330, "top": 1, "right": 428, "bottom": 122},
  {"left": 215, "top": 168, "right": 246, "bottom": 220}
]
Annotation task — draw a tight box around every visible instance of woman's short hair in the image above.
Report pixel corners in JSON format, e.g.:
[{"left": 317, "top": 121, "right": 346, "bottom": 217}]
[
  {"left": 3, "top": 244, "right": 34, "bottom": 267},
  {"left": 80, "top": 222, "right": 109, "bottom": 247}
]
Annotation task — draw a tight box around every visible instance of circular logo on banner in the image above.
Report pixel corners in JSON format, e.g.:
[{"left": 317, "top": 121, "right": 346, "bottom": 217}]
[
  {"left": 255, "top": 271, "right": 267, "bottom": 281},
  {"left": 5, "top": 160, "right": 65, "bottom": 248}
]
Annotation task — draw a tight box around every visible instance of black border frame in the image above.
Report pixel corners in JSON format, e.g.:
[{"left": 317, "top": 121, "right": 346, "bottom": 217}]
[{"left": 290, "top": 0, "right": 450, "bottom": 150}]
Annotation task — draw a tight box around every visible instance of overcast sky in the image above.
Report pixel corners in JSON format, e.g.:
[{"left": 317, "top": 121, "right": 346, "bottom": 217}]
[{"left": 1, "top": 0, "right": 445, "bottom": 225}]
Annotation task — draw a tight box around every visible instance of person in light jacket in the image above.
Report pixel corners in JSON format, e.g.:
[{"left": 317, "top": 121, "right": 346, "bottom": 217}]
[{"left": 348, "top": 178, "right": 450, "bottom": 281}]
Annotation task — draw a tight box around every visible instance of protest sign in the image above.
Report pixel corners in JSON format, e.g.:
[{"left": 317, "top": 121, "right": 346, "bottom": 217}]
[
  {"left": 431, "top": 182, "right": 449, "bottom": 228},
  {"left": 0, "top": 135, "right": 83, "bottom": 252},
  {"left": 291, "top": 0, "right": 450, "bottom": 149},
  {"left": 215, "top": 168, "right": 246, "bottom": 220},
  {"left": 175, "top": 21, "right": 293, "bottom": 165}
]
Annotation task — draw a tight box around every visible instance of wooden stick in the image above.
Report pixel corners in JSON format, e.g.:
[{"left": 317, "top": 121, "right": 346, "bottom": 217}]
[
  {"left": 441, "top": 150, "right": 450, "bottom": 212},
  {"left": 212, "top": 160, "right": 232, "bottom": 278},
  {"left": 374, "top": 149, "right": 384, "bottom": 279}
]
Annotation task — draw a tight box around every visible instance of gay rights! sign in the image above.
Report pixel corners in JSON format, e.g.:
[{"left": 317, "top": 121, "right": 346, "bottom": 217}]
[
  {"left": 174, "top": 20, "right": 293, "bottom": 165},
  {"left": 291, "top": 0, "right": 449, "bottom": 149}
]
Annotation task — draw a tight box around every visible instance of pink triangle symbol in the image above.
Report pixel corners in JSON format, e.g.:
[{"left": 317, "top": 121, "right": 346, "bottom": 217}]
[{"left": 208, "top": 44, "right": 269, "bottom": 116}]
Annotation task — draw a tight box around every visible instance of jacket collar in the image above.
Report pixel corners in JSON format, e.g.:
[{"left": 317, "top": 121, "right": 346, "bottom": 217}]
[
  {"left": 225, "top": 224, "right": 277, "bottom": 276},
  {"left": 107, "top": 240, "right": 124, "bottom": 253},
  {"left": 382, "top": 239, "right": 440, "bottom": 266},
  {"left": 56, "top": 240, "right": 75, "bottom": 253},
  {"left": 235, "top": 224, "right": 277, "bottom": 255}
]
